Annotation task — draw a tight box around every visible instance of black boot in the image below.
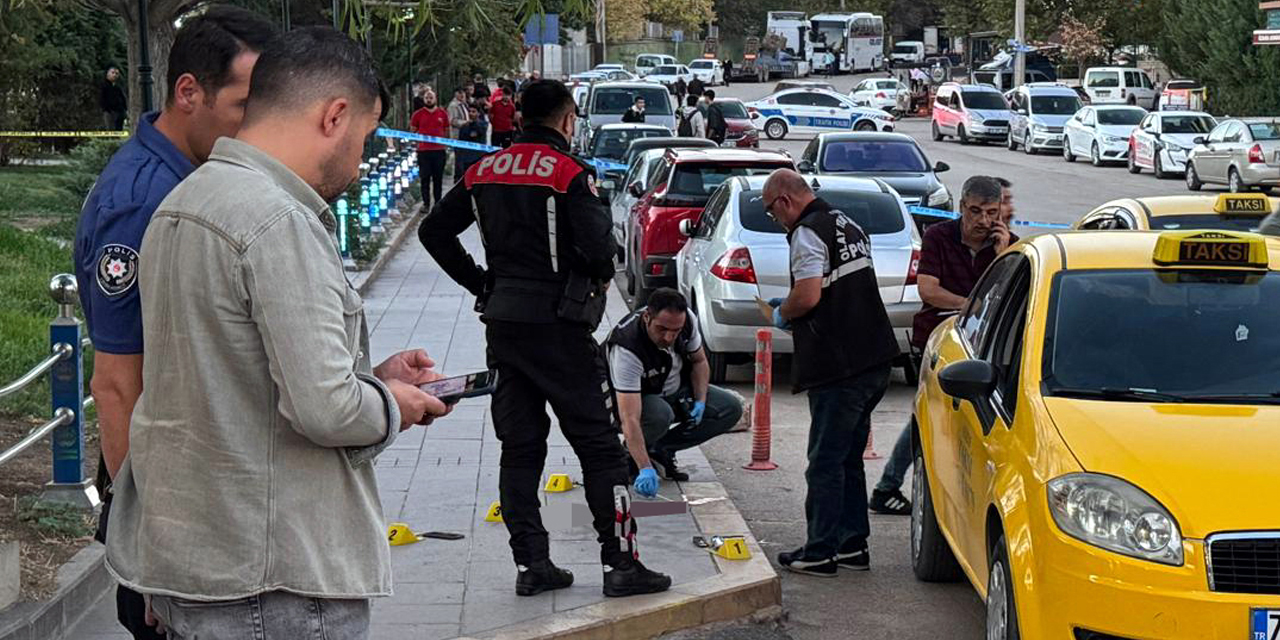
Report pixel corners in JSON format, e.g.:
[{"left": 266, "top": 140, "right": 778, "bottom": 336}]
[
  {"left": 516, "top": 560, "right": 574, "bottom": 596},
  {"left": 649, "top": 448, "right": 689, "bottom": 481},
  {"left": 602, "top": 557, "right": 672, "bottom": 597}
]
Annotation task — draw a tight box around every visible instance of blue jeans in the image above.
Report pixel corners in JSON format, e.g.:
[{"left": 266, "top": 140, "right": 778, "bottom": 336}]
[
  {"left": 875, "top": 420, "right": 914, "bottom": 493},
  {"left": 802, "top": 364, "right": 892, "bottom": 559},
  {"left": 151, "top": 591, "right": 370, "bottom": 640}
]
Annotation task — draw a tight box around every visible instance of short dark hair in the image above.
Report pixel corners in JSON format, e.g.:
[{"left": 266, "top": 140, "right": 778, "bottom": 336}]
[
  {"left": 165, "top": 6, "right": 276, "bottom": 105},
  {"left": 993, "top": 176, "right": 1012, "bottom": 189},
  {"left": 244, "top": 27, "right": 387, "bottom": 124},
  {"left": 646, "top": 288, "right": 688, "bottom": 316},
  {"left": 686, "top": 94, "right": 699, "bottom": 107},
  {"left": 703, "top": 89, "right": 716, "bottom": 99},
  {"left": 520, "top": 79, "right": 575, "bottom": 126},
  {"left": 961, "top": 175, "right": 1003, "bottom": 205},
  {"left": 634, "top": 95, "right": 645, "bottom": 104}
]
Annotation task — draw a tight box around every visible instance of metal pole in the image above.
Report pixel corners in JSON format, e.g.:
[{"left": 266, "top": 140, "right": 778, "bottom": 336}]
[
  {"left": 43, "top": 275, "right": 96, "bottom": 509},
  {"left": 597, "top": 0, "right": 607, "bottom": 63},
  {"left": 1013, "top": 0, "right": 1026, "bottom": 89},
  {"left": 332, "top": 0, "right": 339, "bottom": 28},
  {"left": 138, "top": 0, "right": 154, "bottom": 113}
]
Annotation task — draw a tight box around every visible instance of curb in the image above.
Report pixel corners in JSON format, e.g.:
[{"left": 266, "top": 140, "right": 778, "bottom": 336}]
[
  {"left": 463, "top": 480, "right": 781, "bottom": 640},
  {"left": 0, "top": 544, "right": 111, "bottom": 640},
  {"left": 352, "top": 200, "right": 427, "bottom": 297}
]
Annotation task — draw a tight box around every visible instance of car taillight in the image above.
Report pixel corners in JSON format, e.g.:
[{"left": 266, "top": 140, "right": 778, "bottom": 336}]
[
  {"left": 906, "top": 249, "right": 920, "bottom": 286},
  {"left": 710, "top": 247, "right": 757, "bottom": 284},
  {"left": 875, "top": 92, "right": 887, "bottom": 99},
  {"left": 1249, "top": 143, "right": 1265, "bottom": 164}
]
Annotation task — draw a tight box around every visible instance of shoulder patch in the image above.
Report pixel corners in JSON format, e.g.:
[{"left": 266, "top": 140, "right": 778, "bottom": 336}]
[
  {"left": 586, "top": 173, "right": 599, "bottom": 197},
  {"left": 96, "top": 244, "right": 139, "bottom": 297}
]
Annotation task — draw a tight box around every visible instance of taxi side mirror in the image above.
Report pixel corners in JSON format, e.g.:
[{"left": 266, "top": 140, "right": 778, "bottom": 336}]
[{"left": 938, "top": 360, "right": 997, "bottom": 403}]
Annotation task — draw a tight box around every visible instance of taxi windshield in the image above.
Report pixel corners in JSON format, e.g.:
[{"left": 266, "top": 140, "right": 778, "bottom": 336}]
[
  {"left": 1148, "top": 214, "right": 1266, "bottom": 232},
  {"left": 1044, "top": 269, "right": 1280, "bottom": 401},
  {"left": 1162, "top": 115, "right": 1216, "bottom": 134}
]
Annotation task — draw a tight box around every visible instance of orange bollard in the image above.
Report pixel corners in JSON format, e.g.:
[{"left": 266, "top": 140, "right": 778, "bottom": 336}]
[
  {"left": 863, "top": 431, "right": 882, "bottom": 460},
  {"left": 744, "top": 329, "right": 778, "bottom": 471}
]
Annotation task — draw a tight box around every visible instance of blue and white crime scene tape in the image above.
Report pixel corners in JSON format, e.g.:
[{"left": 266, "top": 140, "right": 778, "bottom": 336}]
[
  {"left": 377, "top": 127, "right": 629, "bottom": 175},
  {"left": 907, "top": 205, "right": 1072, "bottom": 230}
]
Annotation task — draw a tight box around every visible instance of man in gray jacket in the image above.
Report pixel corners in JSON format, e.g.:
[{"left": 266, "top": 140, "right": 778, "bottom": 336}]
[{"left": 104, "top": 27, "right": 449, "bottom": 639}]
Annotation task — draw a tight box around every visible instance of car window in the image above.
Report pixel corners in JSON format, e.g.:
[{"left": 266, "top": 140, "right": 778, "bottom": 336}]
[
  {"left": 696, "top": 186, "right": 730, "bottom": 237},
  {"left": 1249, "top": 122, "right": 1280, "bottom": 140},
  {"left": 1087, "top": 71, "right": 1120, "bottom": 88},
  {"left": 1124, "top": 71, "right": 1140, "bottom": 87},
  {"left": 1097, "top": 109, "right": 1144, "bottom": 126},
  {"left": 623, "top": 158, "right": 645, "bottom": 190},
  {"left": 951, "top": 92, "right": 962, "bottom": 108},
  {"left": 960, "top": 91, "right": 1007, "bottom": 110},
  {"left": 1140, "top": 114, "right": 1154, "bottom": 131},
  {"left": 1030, "top": 94, "right": 1081, "bottom": 115},
  {"left": 1162, "top": 115, "right": 1216, "bottom": 134},
  {"left": 590, "top": 129, "right": 667, "bottom": 162},
  {"left": 738, "top": 189, "right": 906, "bottom": 235},
  {"left": 1140, "top": 73, "right": 1153, "bottom": 89},
  {"left": 958, "top": 254, "right": 1024, "bottom": 350},
  {"left": 811, "top": 93, "right": 844, "bottom": 108},
  {"left": 669, "top": 163, "right": 788, "bottom": 201},
  {"left": 777, "top": 92, "right": 811, "bottom": 106},
  {"left": 1081, "top": 208, "right": 1129, "bottom": 230},
  {"left": 1082, "top": 109, "right": 1095, "bottom": 126},
  {"left": 591, "top": 87, "right": 674, "bottom": 115},
  {"left": 876, "top": 80, "right": 899, "bottom": 90},
  {"left": 1223, "top": 122, "right": 1243, "bottom": 143},
  {"left": 821, "top": 140, "right": 928, "bottom": 172},
  {"left": 801, "top": 139, "right": 819, "bottom": 164},
  {"left": 1208, "top": 125, "right": 1227, "bottom": 144},
  {"left": 716, "top": 101, "right": 749, "bottom": 119},
  {"left": 987, "top": 262, "right": 1031, "bottom": 419}
]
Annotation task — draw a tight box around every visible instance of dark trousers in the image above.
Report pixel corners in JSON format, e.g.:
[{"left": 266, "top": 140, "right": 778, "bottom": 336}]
[
  {"left": 876, "top": 351, "right": 922, "bottom": 493},
  {"left": 417, "top": 150, "right": 446, "bottom": 205},
  {"left": 486, "top": 320, "right": 633, "bottom": 566},
  {"left": 493, "top": 131, "right": 515, "bottom": 148},
  {"left": 802, "top": 364, "right": 891, "bottom": 559},
  {"left": 103, "top": 110, "right": 125, "bottom": 131},
  {"left": 639, "top": 385, "right": 742, "bottom": 454}
]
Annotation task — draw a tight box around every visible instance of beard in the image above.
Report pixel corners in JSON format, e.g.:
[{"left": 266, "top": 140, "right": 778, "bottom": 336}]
[{"left": 316, "top": 137, "right": 359, "bottom": 203}]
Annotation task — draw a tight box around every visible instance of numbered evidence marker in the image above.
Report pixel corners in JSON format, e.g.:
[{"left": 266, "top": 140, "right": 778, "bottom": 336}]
[
  {"left": 714, "top": 536, "right": 751, "bottom": 560},
  {"left": 484, "top": 501, "right": 504, "bottom": 523},
  {"left": 387, "top": 523, "right": 420, "bottom": 546},
  {"left": 543, "top": 473, "right": 575, "bottom": 493}
]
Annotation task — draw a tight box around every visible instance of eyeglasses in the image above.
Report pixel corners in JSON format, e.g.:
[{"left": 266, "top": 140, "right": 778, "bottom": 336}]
[{"left": 764, "top": 194, "right": 786, "bottom": 219}]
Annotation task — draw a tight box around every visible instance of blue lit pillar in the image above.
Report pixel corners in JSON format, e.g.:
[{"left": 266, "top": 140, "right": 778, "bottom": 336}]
[{"left": 44, "top": 274, "right": 96, "bottom": 508}]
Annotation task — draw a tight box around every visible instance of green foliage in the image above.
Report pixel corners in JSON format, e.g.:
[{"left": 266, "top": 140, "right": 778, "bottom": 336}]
[
  {"left": 1159, "top": 0, "right": 1280, "bottom": 116},
  {"left": 17, "top": 497, "right": 95, "bottom": 539},
  {"left": 56, "top": 140, "right": 125, "bottom": 206}
]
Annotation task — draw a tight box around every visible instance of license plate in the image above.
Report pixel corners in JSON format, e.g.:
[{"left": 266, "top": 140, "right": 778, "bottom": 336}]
[
  {"left": 989, "top": 127, "right": 1007, "bottom": 134},
  {"left": 1097, "top": 90, "right": 1111, "bottom": 96},
  {"left": 1251, "top": 609, "right": 1280, "bottom": 640}
]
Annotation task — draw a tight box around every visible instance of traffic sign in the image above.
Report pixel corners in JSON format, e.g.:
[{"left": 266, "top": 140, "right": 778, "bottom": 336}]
[
  {"left": 1254, "top": 28, "right": 1280, "bottom": 44},
  {"left": 672, "top": 29, "right": 683, "bottom": 43}
]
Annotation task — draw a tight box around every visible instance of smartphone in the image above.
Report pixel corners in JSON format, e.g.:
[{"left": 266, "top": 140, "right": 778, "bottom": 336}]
[{"left": 418, "top": 370, "right": 498, "bottom": 404}]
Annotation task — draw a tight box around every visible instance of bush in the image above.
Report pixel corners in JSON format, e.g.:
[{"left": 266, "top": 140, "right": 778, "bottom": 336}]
[{"left": 56, "top": 139, "right": 124, "bottom": 205}]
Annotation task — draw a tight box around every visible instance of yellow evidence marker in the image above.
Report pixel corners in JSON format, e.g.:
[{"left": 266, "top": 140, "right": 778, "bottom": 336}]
[{"left": 543, "top": 473, "right": 575, "bottom": 492}]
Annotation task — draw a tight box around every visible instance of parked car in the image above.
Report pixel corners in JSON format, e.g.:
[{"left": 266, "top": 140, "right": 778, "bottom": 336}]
[
  {"left": 594, "top": 63, "right": 625, "bottom": 72},
  {"left": 1083, "top": 66, "right": 1157, "bottom": 108},
  {"left": 688, "top": 59, "right": 724, "bottom": 86},
  {"left": 747, "top": 88, "right": 897, "bottom": 141},
  {"left": 1187, "top": 118, "right": 1280, "bottom": 193},
  {"left": 1073, "top": 193, "right": 1279, "bottom": 232},
  {"left": 674, "top": 175, "right": 920, "bottom": 381},
  {"left": 889, "top": 40, "right": 926, "bottom": 65},
  {"left": 850, "top": 78, "right": 907, "bottom": 113},
  {"left": 930, "top": 82, "right": 1011, "bottom": 144},
  {"left": 585, "top": 123, "right": 671, "bottom": 203},
  {"left": 1006, "top": 84, "right": 1082, "bottom": 154},
  {"left": 645, "top": 64, "right": 695, "bottom": 89},
  {"left": 620, "top": 136, "right": 717, "bottom": 172},
  {"left": 1062, "top": 105, "right": 1146, "bottom": 166},
  {"left": 635, "top": 53, "right": 677, "bottom": 77},
  {"left": 569, "top": 71, "right": 607, "bottom": 83},
  {"left": 772, "top": 79, "right": 836, "bottom": 94},
  {"left": 715, "top": 99, "right": 761, "bottom": 148},
  {"left": 796, "top": 132, "right": 952, "bottom": 229},
  {"left": 606, "top": 139, "right": 718, "bottom": 248},
  {"left": 575, "top": 82, "right": 675, "bottom": 152},
  {"left": 1158, "top": 79, "right": 1206, "bottom": 111},
  {"left": 599, "top": 69, "right": 638, "bottom": 82},
  {"left": 624, "top": 148, "right": 795, "bottom": 306},
  {"left": 1128, "top": 111, "right": 1217, "bottom": 178}
]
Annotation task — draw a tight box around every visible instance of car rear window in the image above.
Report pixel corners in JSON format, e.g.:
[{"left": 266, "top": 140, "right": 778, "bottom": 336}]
[
  {"left": 738, "top": 190, "right": 906, "bottom": 234},
  {"left": 1097, "top": 109, "right": 1145, "bottom": 125},
  {"left": 1088, "top": 71, "right": 1120, "bottom": 88},
  {"left": 691, "top": 61, "right": 711, "bottom": 68},
  {"left": 1248, "top": 123, "right": 1280, "bottom": 140},
  {"left": 591, "top": 129, "right": 667, "bottom": 162},
  {"left": 1162, "top": 115, "right": 1215, "bottom": 134},
  {"left": 592, "top": 87, "right": 673, "bottom": 115},
  {"left": 821, "top": 140, "right": 928, "bottom": 172},
  {"left": 654, "top": 65, "right": 679, "bottom": 75},
  {"left": 716, "top": 101, "right": 749, "bottom": 119},
  {"left": 1030, "top": 95, "right": 1081, "bottom": 115},
  {"left": 668, "top": 163, "right": 788, "bottom": 201}
]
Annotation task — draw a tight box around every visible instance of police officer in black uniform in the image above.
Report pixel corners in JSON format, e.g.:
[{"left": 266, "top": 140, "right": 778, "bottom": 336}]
[
  {"left": 761, "top": 169, "right": 899, "bottom": 577},
  {"left": 419, "top": 79, "right": 671, "bottom": 598}
]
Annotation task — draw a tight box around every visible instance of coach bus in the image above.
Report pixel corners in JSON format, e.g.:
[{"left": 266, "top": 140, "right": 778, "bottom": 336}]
[{"left": 807, "top": 12, "right": 884, "bottom": 73}]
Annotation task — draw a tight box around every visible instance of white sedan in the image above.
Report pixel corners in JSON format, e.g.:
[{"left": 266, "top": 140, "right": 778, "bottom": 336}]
[
  {"left": 1063, "top": 104, "right": 1146, "bottom": 167},
  {"left": 1128, "top": 110, "right": 1217, "bottom": 178},
  {"left": 850, "top": 78, "right": 906, "bottom": 113},
  {"left": 645, "top": 64, "right": 694, "bottom": 88},
  {"left": 688, "top": 59, "right": 724, "bottom": 86},
  {"left": 747, "top": 88, "right": 896, "bottom": 140},
  {"left": 675, "top": 174, "right": 919, "bottom": 382}
]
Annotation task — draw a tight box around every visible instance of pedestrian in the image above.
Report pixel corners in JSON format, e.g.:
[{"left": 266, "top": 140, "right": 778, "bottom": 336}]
[
  {"left": 995, "top": 176, "right": 1015, "bottom": 224},
  {"left": 687, "top": 76, "right": 705, "bottom": 103},
  {"left": 677, "top": 94, "right": 705, "bottom": 138},
  {"left": 722, "top": 58, "right": 732, "bottom": 86},
  {"left": 490, "top": 87, "right": 518, "bottom": 148},
  {"left": 73, "top": 9, "right": 275, "bottom": 639},
  {"left": 704, "top": 90, "right": 726, "bottom": 144},
  {"left": 762, "top": 169, "right": 899, "bottom": 577},
  {"left": 869, "top": 176, "right": 1014, "bottom": 516},
  {"left": 621, "top": 95, "right": 646, "bottom": 123},
  {"left": 447, "top": 86, "right": 470, "bottom": 139},
  {"left": 100, "top": 67, "right": 127, "bottom": 130},
  {"left": 419, "top": 79, "right": 672, "bottom": 599},
  {"left": 672, "top": 76, "right": 687, "bottom": 105},
  {"left": 411, "top": 82, "right": 427, "bottom": 111},
  {"left": 411, "top": 89, "right": 450, "bottom": 205},
  {"left": 104, "top": 27, "right": 453, "bottom": 640},
  {"left": 454, "top": 103, "right": 487, "bottom": 177},
  {"left": 473, "top": 73, "right": 491, "bottom": 102},
  {"left": 606, "top": 288, "right": 743, "bottom": 489}
]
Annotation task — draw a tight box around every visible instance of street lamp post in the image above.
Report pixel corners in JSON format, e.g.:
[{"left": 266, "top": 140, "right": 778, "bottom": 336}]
[
  {"left": 1013, "top": 0, "right": 1026, "bottom": 89},
  {"left": 138, "top": 0, "right": 154, "bottom": 113}
]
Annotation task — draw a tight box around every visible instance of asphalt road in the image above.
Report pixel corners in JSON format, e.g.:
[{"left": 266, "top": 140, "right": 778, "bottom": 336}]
[{"left": 659, "top": 72, "right": 1199, "bottom": 640}]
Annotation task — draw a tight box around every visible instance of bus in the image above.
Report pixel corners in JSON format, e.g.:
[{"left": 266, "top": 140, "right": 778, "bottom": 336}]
[
  {"left": 807, "top": 12, "right": 884, "bottom": 73},
  {"left": 766, "top": 11, "right": 808, "bottom": 56}
]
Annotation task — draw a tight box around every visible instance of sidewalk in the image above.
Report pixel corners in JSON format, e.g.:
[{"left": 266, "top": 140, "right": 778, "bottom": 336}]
[{"left": 66, "top": 229, "right": 777, "bottom": 640}]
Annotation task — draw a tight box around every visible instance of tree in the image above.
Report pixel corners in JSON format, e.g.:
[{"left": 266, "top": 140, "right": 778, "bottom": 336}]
[
  {"left": 646, "top": 0, "right": 713, "bottom": 31},
  {"left": 606, "top": 0, "right": 646, "bottom": 41},
  {"left": 1059, "top": 14, "right": 1106, "bottom": 78},
  {"left": 1159, "top": 0, "right": 1280, "bottom": 115}
]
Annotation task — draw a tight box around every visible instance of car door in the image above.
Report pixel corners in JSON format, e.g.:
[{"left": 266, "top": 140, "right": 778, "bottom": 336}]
[
  {"left": 776, "top": 91, "right": 819, "bottom": 132},
  {"left": 1075, "top": 108, "right": 1097, "bottom": 153},
  {"left": 1201, "top": 123, "right": 1235, "bottom": 182},
  {"left": 1064, "top": 110, "right": 1084, "bottom": 154},
  {"left": 1010, "top": 90, "right": 1029, "bottom": 143},
  {"left": 680, "top": 185, "right": 730, "bottom": 297},
  {"left": 1133, "top": 114, "right": 1156, "bottom": 167},
  {"left": 809, "top": 92, "right": 852, "bottom": 130}
]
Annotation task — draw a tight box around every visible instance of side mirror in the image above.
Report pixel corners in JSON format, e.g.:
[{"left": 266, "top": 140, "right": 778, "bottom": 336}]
[
  {"left": 837, "top": 103, "right": 851, "bottom": 109},
  {"left": 628, "top": 182, "right": 643, "bottom": 198},
  {"left": 797, "top": 159, "right": 814, "bottom": 172},
  {"left": 679, "top": 219, "right": 695, "bottom": 237},
  {"left": 938, "top": 360, "right": 997, "bottom": 403},
  {"left": 934, "top": 161, "right": 950, "bottom": 173},
  {"left": 1194, "top": 136, "right": 1206, "bottom": 145}
]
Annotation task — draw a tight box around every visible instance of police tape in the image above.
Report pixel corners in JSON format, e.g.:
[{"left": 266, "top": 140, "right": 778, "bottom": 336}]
[
  {"left": 907, "top": 205, "right": 1072, "bottom": 230},
  {"left": 376, "top": 127, "right": 629, "bottom": 175},
  {"left": 0, "top": 130, "right": 130, "bottom": 138}
]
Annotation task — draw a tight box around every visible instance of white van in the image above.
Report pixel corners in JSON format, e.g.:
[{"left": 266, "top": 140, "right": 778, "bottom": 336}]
[
  {"left": 890, "top": 41, "right": 925, "bottom": 65},
  {"left": 635, "top": 54, "right": 677, "bottom": 77},
  {"left": 1083, "top": 67, "right": 1157, "bottom": 109}
]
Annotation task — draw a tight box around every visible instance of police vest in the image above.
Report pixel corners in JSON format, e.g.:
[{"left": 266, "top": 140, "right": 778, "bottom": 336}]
[
  {"left": 606, "top": 310, "right": 695, "bottom": 395},
  {"left": 788, "top": 199, "right": 900, "bottom": 391}
]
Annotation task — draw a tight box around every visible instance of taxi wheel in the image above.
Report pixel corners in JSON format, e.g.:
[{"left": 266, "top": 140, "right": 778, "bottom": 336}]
[
  {"left": 765, "top": 119, "right": 788, "bottom": 140},
  {"left": 986, "top": 535, "right": 1021, "bottom": 640},
  {"left": 1185, "top": 162, "right": 1203, "bottom": 191},
  {"left": 1063, "top": 138, "right": 1076, "bottom": 163},
  {"left": 1153, "top": 153, "right": 1169, "bottom": 180},
  {"left": 931, "top": 121, "right": 944, "bottom": 141},
  {"left": 910, "top": 447, "right": 964, "bottom": 582}
]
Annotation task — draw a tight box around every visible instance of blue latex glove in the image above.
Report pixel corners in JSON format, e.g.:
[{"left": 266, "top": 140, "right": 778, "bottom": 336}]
[
  {"left": 767, "top": 297, "right": 784, "bottom": 308},
  {"left": 634, "top": 467, "right": 659, "bottom": 498},
  {"left": 689, "top": 400, "right": 706, "bottom": 424},
  {"left": 772, "top": 307, "right": 792, "bottom": 331}
]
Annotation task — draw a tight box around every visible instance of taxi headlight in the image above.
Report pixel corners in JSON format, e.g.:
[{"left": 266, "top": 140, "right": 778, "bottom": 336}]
[
  {"left": 927, "top": 185, "right": 951, "bottom": 206},
  {"left": 1047, "top": 473, "right": 1183, "bottom": 566}
]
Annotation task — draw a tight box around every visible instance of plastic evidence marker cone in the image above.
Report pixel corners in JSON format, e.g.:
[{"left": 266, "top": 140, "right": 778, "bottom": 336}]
[
  {"left": 543, "top": 473, "right": 574, "bottom": 493},
  {"left": 484, "top": 501, "right": 504, "bottom": 523},
  {"left": 713, "top": 536, "right": 751, "bottom": 560},
  {"left": 387, "top": 523, "right": 421, "bottom": 546}
]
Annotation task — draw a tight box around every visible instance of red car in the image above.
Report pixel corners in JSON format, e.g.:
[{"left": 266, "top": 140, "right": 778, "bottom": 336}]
[
  {"left": 624, "top": 148, "right": 794, "bottom": 307},
  {"left": 715, "top": 99, "right": 760, "bottom": 148}
]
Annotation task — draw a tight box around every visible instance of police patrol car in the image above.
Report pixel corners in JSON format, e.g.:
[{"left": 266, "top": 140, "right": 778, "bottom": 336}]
[{"left": 746, "top": 88, "right": 895, "bottom": 140}]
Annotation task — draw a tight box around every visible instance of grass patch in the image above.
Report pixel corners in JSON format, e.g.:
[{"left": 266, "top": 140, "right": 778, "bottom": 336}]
[{"left": 16, "top": 496, "right": 94, "bottom": 539}]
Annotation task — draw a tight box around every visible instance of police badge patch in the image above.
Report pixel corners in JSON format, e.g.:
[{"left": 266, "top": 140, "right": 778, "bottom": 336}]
[
  {"left": 586, "top": 174, "right": 599, "bottom": 197},
  {"left": 96, "top": 244, "right": 139, "bottom": 297}
]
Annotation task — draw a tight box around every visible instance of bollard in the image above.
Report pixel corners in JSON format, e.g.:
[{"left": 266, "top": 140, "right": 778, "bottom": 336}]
[
  {"left": 743, "top": 329, "right": 778, "bottom": 471},
  {"left": 43, "top": 275, "right": 97, "bottom": 508}
]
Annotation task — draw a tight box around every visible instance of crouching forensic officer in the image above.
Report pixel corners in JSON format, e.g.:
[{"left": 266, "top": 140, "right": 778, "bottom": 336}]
[
  {"left": 419, "top": 79, "right": 671, "bottom": 598},
  {"left": 606, "top": 288, "right": 742, "bottom": 494},
  {"left": 762, "top": 169, "right": 899, "bottom": 577}
]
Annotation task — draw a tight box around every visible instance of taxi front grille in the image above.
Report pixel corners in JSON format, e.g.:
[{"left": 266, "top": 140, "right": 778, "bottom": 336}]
[{"left": 1208, "top": 534, "right": 1280, "bottom": 595}]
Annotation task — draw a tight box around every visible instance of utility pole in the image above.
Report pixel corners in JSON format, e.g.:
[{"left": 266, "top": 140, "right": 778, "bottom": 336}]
[
  {"left": 596, "top": 0, "right": 607, "bottom": 64},
  {"left": 138, "top": 0, "right": 154, "bottom": 113},
  {"left": 1013, "top": 0, "right": 1026, "bottom": 89}
]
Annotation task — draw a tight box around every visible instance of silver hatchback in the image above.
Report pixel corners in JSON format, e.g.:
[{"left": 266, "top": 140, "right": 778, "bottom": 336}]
[{"left": 674, "top": 175, "right": 920, "bottom": 381}]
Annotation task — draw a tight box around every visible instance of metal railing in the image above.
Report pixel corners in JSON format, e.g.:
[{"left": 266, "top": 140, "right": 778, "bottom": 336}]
[{"left": 0, "top": 274, "right": 97, "bottom": 508}]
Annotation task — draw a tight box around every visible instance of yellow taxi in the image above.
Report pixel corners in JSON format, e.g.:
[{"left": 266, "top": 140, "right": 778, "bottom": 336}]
[
  {"left": 911, "top": 227, "right": 1280, "bottom": 639},
  {"left": 1073, "top": 192, "right": 1280, "bottom": 231}
]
